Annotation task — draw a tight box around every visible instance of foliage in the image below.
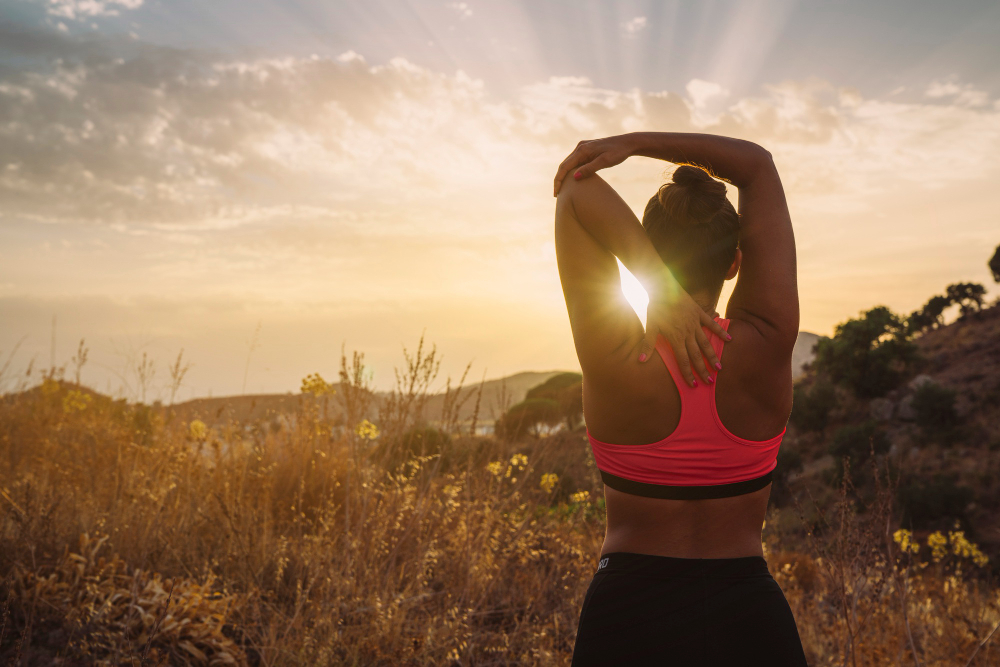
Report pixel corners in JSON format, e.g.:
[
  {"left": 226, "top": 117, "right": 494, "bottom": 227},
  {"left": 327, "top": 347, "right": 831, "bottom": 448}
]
[
  {"left": 790, "top": 379, "right": 837, "bottom": 433},
  {"left": 2, "top": 347, "right": 999, "bottom": 665},
  {"left": 906, "top": 294, "right": 952, "bottom": 335},
  {"left": 990, "top": 244, "right": 1000, "bottom": 283},
  {"left": 907, "top": 282, "right": 987, "bottom": 335},
  {"left": 828, "top": 420, "right": 889, "bottom": 485},
  {"left": 946, "top": 282, "right": 987, "bottom": 317},
  {"left": 495, "top": 397, "right": 562, "bottom": 441},
  {"left": 911, "top": 381, "right": 960, "bottom": 441},
  {"left": 524, "top": 372, "right": 583, "bottom": 430},
  {"left": 813, "top": 306, "right": 918, "bottom": 398},
  {"left": 898, "top": 475, "right": 974, "bottom": 530}
]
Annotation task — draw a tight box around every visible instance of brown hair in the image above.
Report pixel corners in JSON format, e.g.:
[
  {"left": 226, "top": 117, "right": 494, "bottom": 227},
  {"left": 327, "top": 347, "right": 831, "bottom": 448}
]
[{"left": 641, "top": 165, "right": 740, "bottom": 295}]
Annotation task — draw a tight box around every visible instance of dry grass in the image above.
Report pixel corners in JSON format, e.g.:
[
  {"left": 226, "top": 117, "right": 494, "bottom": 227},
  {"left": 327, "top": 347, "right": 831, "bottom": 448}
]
[{"left": 1, "top": 348, "right": 998, "bottom": 665}]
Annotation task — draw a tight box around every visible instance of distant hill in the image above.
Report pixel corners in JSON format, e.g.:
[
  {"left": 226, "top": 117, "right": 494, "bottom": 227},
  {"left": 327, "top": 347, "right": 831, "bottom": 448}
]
[
  {"left": 168, "top": 330, "right": 823, "bottom": 427},
  {"left": 785, "top": 302, "right": 1000, "bottom": 550},
  {"left": 792, "top": 332, "right": 822, "bottom": 379},
  {"left": 168, "top": 370, "right": 566, "bottom": 428}
]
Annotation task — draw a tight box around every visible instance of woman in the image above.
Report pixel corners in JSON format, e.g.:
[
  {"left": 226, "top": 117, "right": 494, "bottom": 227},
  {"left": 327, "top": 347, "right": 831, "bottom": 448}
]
[{"left": 552, "top": 132, "right": 806, "bottom": 665}]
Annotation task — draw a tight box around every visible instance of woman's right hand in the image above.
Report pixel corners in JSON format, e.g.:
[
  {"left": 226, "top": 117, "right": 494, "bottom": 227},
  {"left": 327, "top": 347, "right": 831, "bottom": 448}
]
[
  {"left": 553, "top": 135, "right": 637, "bottom": 196},
  {"left": 640, "top": 268, "right": 729, "bottom": 388}
]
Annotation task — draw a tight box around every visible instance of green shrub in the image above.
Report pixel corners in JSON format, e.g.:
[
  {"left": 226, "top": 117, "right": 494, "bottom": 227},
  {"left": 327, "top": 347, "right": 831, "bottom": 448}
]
[
  {"left": 790, "top": 380, "right": 837, "bottom": 433},
  {"left": 496, "top": 398, "right": 562, "bottom": 441},
  {"left": 898, "top": 475, "right": 973, "bottom": 529},
  {"left": 771, "top": 444, "right": 804, "bottom": 506},
  {"left": 828, "top": 421, "right": 889, "bottom": 485},
  {"left": 525, "top": 372, "right": 583, "bottom": 429},
  {"left": 911, "top": 382, "right": 960, "bottom": 441},
  {"left": 379, "top": 425, "right": 453, "bottom": 471},
  {"left": 813, "top": 306, "right": 918, "bottom": 398}
]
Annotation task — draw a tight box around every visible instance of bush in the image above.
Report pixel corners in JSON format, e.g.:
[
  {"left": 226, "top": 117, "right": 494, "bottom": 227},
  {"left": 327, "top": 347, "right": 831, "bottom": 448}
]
[
  {"left": 771, "top": 444, "right": 804, "bottom": 506},
  {"left": 828, "top": 421, "right": 889, "bottom": 485},
  {"left": 899, "top": 475, "right": 974, "bottom": 529},
  {"left": 911, "top": 382, "right": 960, "bottom": 441},
  {"left": 790, "top": 380, "right": 837, "bottom": 433},
  {"left": 813, "top": 306, "right": 918, "bottom": 398},
  {"left": 525, "top": 372, "right": 583, "bottom": 429},
  {"left": 378, "top": 425, "right": 453, "bottom": 471},
  {"left": 495, "top": 398, "right": 562, "bottom": 440}
]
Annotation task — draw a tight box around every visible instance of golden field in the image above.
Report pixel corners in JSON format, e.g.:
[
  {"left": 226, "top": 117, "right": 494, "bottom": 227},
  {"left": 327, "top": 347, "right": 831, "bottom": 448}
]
[{"left": 1, "top": 344, "right": 998, "bottom": 666}]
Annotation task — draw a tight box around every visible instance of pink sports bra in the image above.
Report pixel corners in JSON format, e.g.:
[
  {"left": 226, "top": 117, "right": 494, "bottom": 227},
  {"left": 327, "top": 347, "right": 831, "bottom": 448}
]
[{"left": 587, "top": 318, "right": 783, "bottom": 499}]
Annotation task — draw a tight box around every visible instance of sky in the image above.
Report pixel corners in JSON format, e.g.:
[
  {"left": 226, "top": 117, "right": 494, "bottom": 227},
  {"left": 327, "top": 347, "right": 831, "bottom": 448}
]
[{"left": 1, "top": 0, "right": 999, "bottom": 400}]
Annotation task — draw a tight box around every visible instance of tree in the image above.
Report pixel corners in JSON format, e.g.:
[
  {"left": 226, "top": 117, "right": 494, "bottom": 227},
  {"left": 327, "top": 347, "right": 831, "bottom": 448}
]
[
  {"left": 945, "top": 282, "right": 985, "bottom": 317},
  {"left": 495, "top": 398, "right": 562, "bottom": 440},
  {"left": 524, "top": 372, "right": 583, "bottom": 430},
  {"left": 906, "top": 294, "right": 951, "bottom": 335},
  {"left": 813, "top": 306, "right": 918, "bottom": 398},
  {"left": 990, "top": 245, "right": 1000, "bottom": 283}
]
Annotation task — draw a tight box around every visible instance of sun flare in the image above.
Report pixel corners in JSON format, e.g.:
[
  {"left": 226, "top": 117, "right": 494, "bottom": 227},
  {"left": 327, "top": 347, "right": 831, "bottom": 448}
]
[{"left": 618, "top": 260, "right": 649, "bottom": 329}]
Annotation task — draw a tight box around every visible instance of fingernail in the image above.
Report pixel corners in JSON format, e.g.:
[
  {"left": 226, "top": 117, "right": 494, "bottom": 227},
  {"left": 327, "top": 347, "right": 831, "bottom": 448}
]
[
  {"left": 638, "top": 353, "right": 647, "bottom": 362},
  {"left": 692, "top": 380, "right": 698, "bottom": 388},
  {"left": 574, "top": 171, "right": 582, "bottom": 179},
  {"left": 707, "top": 376, "right": 715, "bottom": 384},
  {"left": 725, "top": 334, "right": 732, "bottom": 341},
  {"left": 715, "top": 362, "right": 722, "bottom": 371}
]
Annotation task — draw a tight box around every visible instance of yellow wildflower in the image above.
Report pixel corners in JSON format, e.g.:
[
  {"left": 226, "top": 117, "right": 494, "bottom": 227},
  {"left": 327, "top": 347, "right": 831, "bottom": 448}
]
[
  {"left": 927, "top": 531, "right": 948, "bottom": 562},
  {"left": 570, "top": 491, "right": 589, "bottom": 504},
  {"left": 539, "top": 473, "right": 559, "bottom": 494},
  {"left": 486, "top": 461, "right": 504, "bottom": 477},
  {"left": 949, "top": 530, "right": 989, "bottom": 568},
  {"left": 189, "top": 419, "right": 208, "bottom": 440},
  {"left": 300, "top": 373, "right": 335, "bottom": 397},
  {"left": 62, "top": 390, "right": 92, "bottom": 414},
  {"left": 893, "top": 529, "right": 920, "bottom": 555},
  {"left": 355, "top": 419, "right": 379, "bottom": 441}
]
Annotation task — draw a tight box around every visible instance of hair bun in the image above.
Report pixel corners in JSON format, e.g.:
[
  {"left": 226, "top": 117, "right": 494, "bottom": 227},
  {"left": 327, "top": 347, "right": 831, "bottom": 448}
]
[
  {"left": 671, "top": 165, "right": 724, "bottom": 195},
  {"left": 658, "top": 165, "right": 729, "bottom": 225}
]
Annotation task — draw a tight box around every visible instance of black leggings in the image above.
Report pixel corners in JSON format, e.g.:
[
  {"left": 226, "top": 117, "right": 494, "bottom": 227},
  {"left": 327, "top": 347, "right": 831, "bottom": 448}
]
[{"left": 572, "top": 552, "right": 807, "bottom": 666}]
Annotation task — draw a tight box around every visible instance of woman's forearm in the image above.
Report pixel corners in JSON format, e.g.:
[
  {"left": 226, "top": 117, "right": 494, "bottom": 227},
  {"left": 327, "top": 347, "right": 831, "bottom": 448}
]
[
  {"left": 559, "top": 175, "right": 677, "bottom": 295},
  {"left": 626, "top": 132, "right": 773, "bottom": 189}
]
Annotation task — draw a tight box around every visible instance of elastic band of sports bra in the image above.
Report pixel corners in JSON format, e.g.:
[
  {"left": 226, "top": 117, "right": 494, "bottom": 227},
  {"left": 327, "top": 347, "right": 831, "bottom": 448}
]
[{"left": 600, "top": 469, "right": 774, "bottom": 500}]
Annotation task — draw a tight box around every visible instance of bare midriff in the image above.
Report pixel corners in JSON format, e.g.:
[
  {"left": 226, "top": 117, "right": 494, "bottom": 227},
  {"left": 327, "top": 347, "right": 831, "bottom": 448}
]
[{"left": 601, "top": 484, "right": 771, "bottom": 559}]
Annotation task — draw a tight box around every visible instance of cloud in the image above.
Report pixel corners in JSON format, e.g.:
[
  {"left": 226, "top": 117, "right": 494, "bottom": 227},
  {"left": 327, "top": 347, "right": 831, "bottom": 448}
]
[
  {"left": 46, "top": 0, "right": 144, "bottom": 21},
  {"left": 2, "top": 28, "right": 999, "bottom": 239},
  {"left": 925, "top": 80, "right": 989, "bottom": 107},
  {"left": 621, "top": 16, "right": 647, "bottom": 35},
  {"left": 685, "top": 78, "right": 728, "bottom": 109},
  {"left": 447, "top": 2, "right": 473, "bottom": 19}
]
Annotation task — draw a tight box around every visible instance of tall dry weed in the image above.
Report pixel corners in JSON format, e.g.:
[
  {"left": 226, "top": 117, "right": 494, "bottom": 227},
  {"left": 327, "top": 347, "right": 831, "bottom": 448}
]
[{"left": 0, "top": 344, "right": 998, "bottom": 665}]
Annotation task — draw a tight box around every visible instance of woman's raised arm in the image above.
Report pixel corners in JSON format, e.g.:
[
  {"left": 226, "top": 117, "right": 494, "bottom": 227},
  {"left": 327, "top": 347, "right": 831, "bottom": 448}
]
[{"left": 554, "top": 132, "right": 799, "bottom": 348}]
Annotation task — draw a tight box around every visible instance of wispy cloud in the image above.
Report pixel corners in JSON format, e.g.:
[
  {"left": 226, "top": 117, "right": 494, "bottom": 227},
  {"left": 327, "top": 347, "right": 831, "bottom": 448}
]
[
  {"left": 621, "top": 16, "right": 647, "bottom": 36},
  {"left": 447, "top": 2, "right": 473, "bottom": 19},
  {"left": 2, "top": 28, "right": 998, "bottom": 388},
  {"left": 46, "top": 0, "right": 144, "bottom": 20}
]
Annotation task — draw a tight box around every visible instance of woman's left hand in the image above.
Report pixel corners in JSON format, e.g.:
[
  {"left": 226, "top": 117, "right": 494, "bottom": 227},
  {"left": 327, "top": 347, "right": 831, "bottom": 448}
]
[
  {"left": 640, "top": 269, "right": 729, "bottom": 387},
  {"left": 553, "top": 135, "right": 636, "bottom": 196}
]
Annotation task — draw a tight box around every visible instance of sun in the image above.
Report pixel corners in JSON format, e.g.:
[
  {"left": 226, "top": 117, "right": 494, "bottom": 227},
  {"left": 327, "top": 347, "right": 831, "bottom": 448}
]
[{"left": 617, "top": 260, "right": 649, "bottom": 329}]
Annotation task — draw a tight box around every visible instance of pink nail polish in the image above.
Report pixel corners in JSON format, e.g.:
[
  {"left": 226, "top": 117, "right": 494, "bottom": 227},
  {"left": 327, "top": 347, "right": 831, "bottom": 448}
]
[
  {"left": 692, "top": 380, "right": 698, "bottom": 388},
  {"left": 725, "top": 334, "right": 732, "bottom": 341},
  {"left": 638, "top": 353, "right": 647, "bottom": 362},
  {"left": 707, "top": 376, "right": 715, "bottom": 384},
  {"left": 574, "top": 171, "right": 582, "bottom": 179},
  {"left": 715, "top": 362, "right": 722, "bottom": 371}
]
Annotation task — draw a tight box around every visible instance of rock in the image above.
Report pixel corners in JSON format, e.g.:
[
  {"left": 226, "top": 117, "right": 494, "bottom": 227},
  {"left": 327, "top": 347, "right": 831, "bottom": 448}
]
[
  {"left": 897, "top": 395, "right": 916, "bottom": 421},
  {"left": 909, "top": 374, "right": 934, "bottom": 390},
  {"left": 870, "top": 397, "right": 894, "bottom": 422}
]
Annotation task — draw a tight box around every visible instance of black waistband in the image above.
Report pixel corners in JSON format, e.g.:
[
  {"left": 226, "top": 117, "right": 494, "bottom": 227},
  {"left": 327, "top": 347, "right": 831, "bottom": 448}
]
[
  {"left": 600, "top": 470, "right": 773, "bottom": 500},
  {"left": 595, "top": 551, "right": 770, "bottom": 579}
]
